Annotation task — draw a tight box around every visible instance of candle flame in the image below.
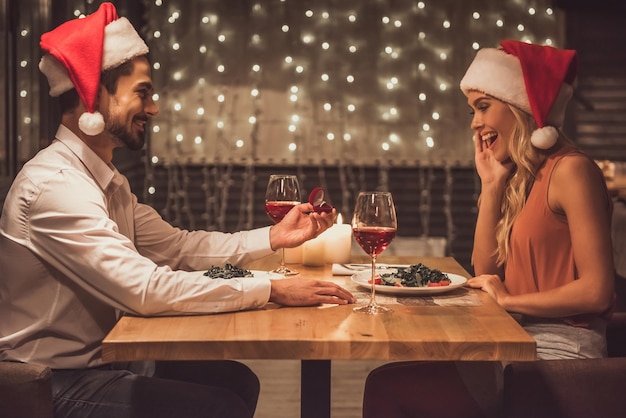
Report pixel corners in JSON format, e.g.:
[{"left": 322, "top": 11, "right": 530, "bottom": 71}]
[{"left": 337, "top": 213, "right": 343, "bottom": 224}]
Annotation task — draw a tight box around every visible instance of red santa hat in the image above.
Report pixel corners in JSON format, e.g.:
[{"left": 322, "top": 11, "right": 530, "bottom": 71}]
[
  {"left": 460, "top": 40, "right": 578, "bottom": 149},
  {"left": 39, "top": 2, "right": 149, "bottom": 136}
]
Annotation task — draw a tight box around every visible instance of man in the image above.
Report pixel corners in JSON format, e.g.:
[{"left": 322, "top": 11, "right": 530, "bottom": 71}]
[{"left": 0, "top": 3, "right": 355, "bottom": 417}]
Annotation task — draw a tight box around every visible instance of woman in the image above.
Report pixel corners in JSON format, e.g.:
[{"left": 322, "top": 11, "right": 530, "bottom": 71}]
[{"left": 362, "top": 40, "right": 615, "bottom": 418}]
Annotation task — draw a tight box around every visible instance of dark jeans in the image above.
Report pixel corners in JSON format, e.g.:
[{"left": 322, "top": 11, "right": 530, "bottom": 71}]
[{"left": 51, "top": 360, "right": 259, "bottom": 418}]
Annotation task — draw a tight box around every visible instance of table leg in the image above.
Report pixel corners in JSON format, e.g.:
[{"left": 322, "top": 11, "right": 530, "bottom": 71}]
[{"left": 301, "top": 359, "right": 331, "bottom": 418}]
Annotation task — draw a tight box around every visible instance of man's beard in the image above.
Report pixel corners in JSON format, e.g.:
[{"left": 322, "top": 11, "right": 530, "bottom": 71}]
[{"left": 107, "top": 120, "right": 145, "bottom": 151}]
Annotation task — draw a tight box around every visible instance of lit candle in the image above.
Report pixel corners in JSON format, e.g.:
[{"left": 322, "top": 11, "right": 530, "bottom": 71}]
[
  {"left": 302, "top": 235, "right": 326, "bottom": 267},
  {"left": 323, "top": 214, "right": 352, "bottom": 264}
]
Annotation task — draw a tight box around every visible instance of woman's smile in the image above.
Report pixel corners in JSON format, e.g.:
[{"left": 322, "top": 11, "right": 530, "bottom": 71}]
[{"left": 480, "top": 131, "right": 498, "bottom": 148}]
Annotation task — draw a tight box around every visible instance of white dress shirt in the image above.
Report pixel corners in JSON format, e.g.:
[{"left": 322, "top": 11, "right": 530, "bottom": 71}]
[{"left": 0, "top": 125, "right": 275, "bottom": 369}]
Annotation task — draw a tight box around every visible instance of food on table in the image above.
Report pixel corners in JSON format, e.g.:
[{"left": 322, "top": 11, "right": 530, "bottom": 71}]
[
  {"left": 308, "top": 187, "right": 333, "bottom": 214},
  {"left": 369, "top": 263, "right": 451, "bottom": 287},
  {"left": 203, "top": 263, "right": 253, "bottom": 279}
]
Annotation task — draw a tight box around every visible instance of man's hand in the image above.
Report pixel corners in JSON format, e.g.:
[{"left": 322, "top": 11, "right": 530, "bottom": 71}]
[
  {"left": 269, "top": 203, "right": 336, "bottom": 250},
  {"left": 269, "top": 278, "right": 356, "bottom": 306}
]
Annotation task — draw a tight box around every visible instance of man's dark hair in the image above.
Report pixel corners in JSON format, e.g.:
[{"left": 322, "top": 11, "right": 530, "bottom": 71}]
[{"left": 57, "top": 57, "right": 144, "bottom": 114}]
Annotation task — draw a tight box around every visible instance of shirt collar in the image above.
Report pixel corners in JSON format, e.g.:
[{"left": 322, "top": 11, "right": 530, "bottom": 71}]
[{"left": 54, "top": 124, "right": 119, "bottom": 192}]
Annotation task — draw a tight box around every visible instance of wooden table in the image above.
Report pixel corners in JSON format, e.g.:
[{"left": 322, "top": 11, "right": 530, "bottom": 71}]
[{"left": 102, "top": 255, "right": 535, "bottom": 417}]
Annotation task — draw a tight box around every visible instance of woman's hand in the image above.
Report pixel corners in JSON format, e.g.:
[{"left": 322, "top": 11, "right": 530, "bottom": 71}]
[
  {"left": 269, "top": 203, "right": 336, "bottom": 250},
  {"left": 473, "top": 134, "right": 514, "bottom": 187},
  {"left": 466, "top": 274, "right": 510, "bottom": 306}
]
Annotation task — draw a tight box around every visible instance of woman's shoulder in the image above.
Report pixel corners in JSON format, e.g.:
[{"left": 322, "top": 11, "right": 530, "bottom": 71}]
[
  {"left": 550, "top": 147, "right": 610, "bottom": 209},
  {"left": 552, "top": 148, "right": 600, "bottom": 178}
]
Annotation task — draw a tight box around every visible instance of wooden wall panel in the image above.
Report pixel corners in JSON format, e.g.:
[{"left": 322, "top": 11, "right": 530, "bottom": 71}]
[{"left": 556, "top": 0, "right": 626, "bottom": 160}]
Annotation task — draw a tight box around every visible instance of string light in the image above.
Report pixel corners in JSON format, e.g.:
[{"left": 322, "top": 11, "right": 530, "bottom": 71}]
[{"left": 15, "top": 0, "right": 560, "bottom": 234}]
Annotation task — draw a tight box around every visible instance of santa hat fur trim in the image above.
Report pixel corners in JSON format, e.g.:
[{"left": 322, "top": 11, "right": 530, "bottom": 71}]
[
  {"left": 39, "top": 2, "right": 149, "bottom": 136},
  {"left": 460, "top": 40, "right": 577, "bottom": 149}
]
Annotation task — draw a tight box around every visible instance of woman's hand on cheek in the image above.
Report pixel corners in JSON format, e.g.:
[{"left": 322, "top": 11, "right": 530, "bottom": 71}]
[{"left": 473, "top": 134, "right": 514, "bottom": 186}]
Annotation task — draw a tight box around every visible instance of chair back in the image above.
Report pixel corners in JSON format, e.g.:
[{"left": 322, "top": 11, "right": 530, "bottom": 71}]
[
  {"left": 503, "top": 357, "right": 626, "bottom": 418},
  {"left": 0, "top": 361, "right": 54, "bottom": 418}
]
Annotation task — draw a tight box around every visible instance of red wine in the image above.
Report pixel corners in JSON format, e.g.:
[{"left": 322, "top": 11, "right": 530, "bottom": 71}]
[
  {"left": 353, "top": 226, "right": 396, "bottom": 256},
  {"left": 265, "top": 201, "right": 298, "bottom": 223}
]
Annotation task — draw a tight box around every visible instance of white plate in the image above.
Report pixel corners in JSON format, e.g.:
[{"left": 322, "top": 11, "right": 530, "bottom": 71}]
[{"left": 351, "top": 268, "right": 468, "bottom": 295}]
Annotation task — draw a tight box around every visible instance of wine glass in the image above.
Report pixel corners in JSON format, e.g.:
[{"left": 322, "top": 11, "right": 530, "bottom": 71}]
[
  {"left": 265, "top": 174, "right": 302, "bottom": 276},
  {"left": 351, "top": 191, "right": 397, "bottom": 314}
]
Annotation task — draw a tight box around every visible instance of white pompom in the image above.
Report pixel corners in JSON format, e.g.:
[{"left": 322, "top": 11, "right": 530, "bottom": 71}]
[
  {"left": 78, "top": 111, "right": 105, "bottom": 136},
  {"left": 530, "top": 126, "right": 558, "bottom": 149}
]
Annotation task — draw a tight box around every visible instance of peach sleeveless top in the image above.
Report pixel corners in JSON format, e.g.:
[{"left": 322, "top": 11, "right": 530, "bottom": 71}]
[{"left": 504, "top": 147, "right": 612, "bottom": 326}]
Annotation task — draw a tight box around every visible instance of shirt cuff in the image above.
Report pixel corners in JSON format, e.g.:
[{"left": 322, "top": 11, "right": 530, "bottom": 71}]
[
  {"left": 241, "top": 226, "right": 275, "bottom": 307},
  {"left": 241, "top": 275, "right": 273, "bottom": 309},
  {"left": 244, "top": 226, "right": 276, "bottom": 260}
]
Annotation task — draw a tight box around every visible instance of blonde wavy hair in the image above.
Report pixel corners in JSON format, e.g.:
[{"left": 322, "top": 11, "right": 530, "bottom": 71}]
[{"left": 491, "top": 104, "right": 573, "bottom": 266}]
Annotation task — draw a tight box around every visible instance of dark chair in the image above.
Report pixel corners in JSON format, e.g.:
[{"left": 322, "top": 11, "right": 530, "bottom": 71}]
[
  {"left": 502, "top": 309, "right": 626, "bottom": 418},
  {"left": 607, "top": 311, "right": 626, "bottom": 357},
  {"left": 0, "top": 361, "right": 54, "bottom": 418},
  {"left": 360, "top": 312, "right": 626, "bottom": 418},
  {"left": 502, "top": 357, "right": 626, "bottom": 418}
]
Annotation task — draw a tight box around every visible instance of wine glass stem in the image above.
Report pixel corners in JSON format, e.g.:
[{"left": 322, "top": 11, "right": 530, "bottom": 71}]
[
  {"left": 280, "top": 248, "right": 286, "bottom": 270},
  {"left": 369, "top": 255, "right": 377, "bottom": 306}
]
